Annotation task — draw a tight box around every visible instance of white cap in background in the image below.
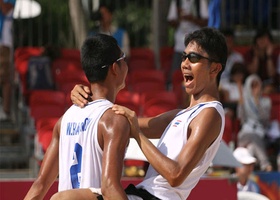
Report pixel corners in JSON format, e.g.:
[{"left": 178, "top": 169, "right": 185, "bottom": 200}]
[{"left": 233, "top": 147, "right": 257, "bottom": 165}]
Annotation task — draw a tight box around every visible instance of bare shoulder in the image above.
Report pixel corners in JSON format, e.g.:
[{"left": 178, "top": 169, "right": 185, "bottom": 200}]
[
  {"left": 188, "top": 107, "right": 222, "bottom": 144},
  {"left": 99, "top": 108, "right": 130, "bottom": 136},
  {"left": 191, "top": 107, "right": 222, "bottom": 126},
  {"left": 101, "top": 108, "right": 129, "bottom": 125}
]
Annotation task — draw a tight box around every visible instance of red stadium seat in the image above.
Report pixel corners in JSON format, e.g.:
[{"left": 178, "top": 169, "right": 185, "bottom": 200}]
[
  {"left": 38, "top": 129, "right": 53, "bottom": 152},
  {"left": 142, "top": 91, "right": 177, "bottom": 117},
  {"left": 115, "top": 90, "right": 141, "bottom": 116},
  {"left": 172, "top": 69, "right": 184, "bottom": 107},
  {"left": 36, "top": 117, "right": 59, "bottom": 132},
  {"left": 128, "top": 69, "right": 166, "bottom": 94},
  {"left": 14, "top": 47, "right": 44, "bottom": 101},
  {"left": 35, "top": 117, "right": 59, "bottom": 152},
  {"left": 130, "top": 81, "right": 166, "bottom": 95},
  {"left": 60, "top": 48, "right": 81, "bottom": 61},
  {"left": 160, "top": 46, "right": 174, "bottom": 81},
  {"left": 128, "top": 48, "right": 155, "bottom": 72},
  {"left": 53, "top": 67, "right": 89, "bottom": 92},
  {"left": 265, "top": 93, "right": 280, "bottom": 122},
  {"left": 29, "top": 90, "right": 66, "bottom": 124}
]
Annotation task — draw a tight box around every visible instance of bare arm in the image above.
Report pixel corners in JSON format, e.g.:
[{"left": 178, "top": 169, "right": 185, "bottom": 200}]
[
  {"left": 71, "top": 84, "right": 181, "bottom": 138},
  {"left": 70, "top": 84, "right": 92, "bottom": 108},
  {"left": 138, "top": 109, "right": 181, "bottom": 138},
  {"left": 265, "top": 43, "right": 276, "bottom": 78},
  {"left": 24, "top": 118, "right": 61, "bottom": 200},
  {"left": 99, "top": 110, "right": 130, "bottom": 200},
  {"left": 138, "top": 108, "right": 221, "bottom": 186},
  {"left": 113, "top": 105, "right": 221, "bottom": 187}
]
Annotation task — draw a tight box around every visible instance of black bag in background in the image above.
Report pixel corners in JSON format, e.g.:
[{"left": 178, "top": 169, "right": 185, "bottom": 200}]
[{"left": 27, "top": 56, "right": 54, "bottom": 90}]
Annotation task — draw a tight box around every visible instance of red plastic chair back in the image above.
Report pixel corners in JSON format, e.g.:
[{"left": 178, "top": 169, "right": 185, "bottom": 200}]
[
  {"left": 36, "top": 117, "right": 60, "bottom": 132},
  {"left": 29, "top": 90, "right": 66, "bottom": 124},
  {"left": 142, "top": 92, "right": 177, "bottom": 117},
  {"left": 115, "top": 90, "right": 141, "bottom": 116},
  {"left": 160, "top": 46, "right": 174, "bottom": 81},
  {"left": 38, "top": 129, "right": 53, "bottom": 152},
  {"left": 128, "top": 48, "right": 155, "bottom": 72},
  {"left": 60, "top": 48, "right": 81, "bottom": 61},
  {"left": 172, "top": 69, "right": 184, "bottom": 106},
  {"left": 129, "top": 69, "right": 165, "bottom": 85},
  {"left": 53, "top": 67, "right": 89, "bottom": 91},
  {"left": 265, "top": 93, "right": 280, "bottom": 122}
]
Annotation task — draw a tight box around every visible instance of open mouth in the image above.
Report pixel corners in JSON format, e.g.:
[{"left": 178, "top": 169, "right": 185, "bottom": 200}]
[{"left": 184, "top": 75, "right": 193, "bottom": 82}]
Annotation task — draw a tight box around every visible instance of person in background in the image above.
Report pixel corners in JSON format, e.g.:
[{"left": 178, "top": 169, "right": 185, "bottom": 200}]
[
  {"left": 89, "top": 3, "right": 130, "bottom": 58},
  {"left": 277, "top": 53, "right": 280, "bottom": 92},
  {"left": 24, "top": 34, "right": 130, "bottom": 200},
  {"left": 237, "top": 74, "right": 273, "bottom": 172},
  {"left": 233, "top": 147, "right": 260, "bottom": 193},
  {"left": 220, "top": 28, "right": 244, "bottom": 85},
  {"left": 219, "top": 62, "right": 248, "bottom": 119},
  {"left": 207, "top": 0, "right": 221, "bottom": 29},
  {"left": 244, "top": 29, "right": 279, "bottom": 94},
  {"left": 0, "top": 0, "right": 16, "bottom": 122},
  {"left": 166, "top": 0, "right": 208, "bottom": 86}
]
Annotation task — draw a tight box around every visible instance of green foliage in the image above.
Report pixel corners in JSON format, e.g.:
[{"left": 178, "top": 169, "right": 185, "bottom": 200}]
[
  {"left": 114, "top": 3, "right": 152, "bottom": 47},
  {"left": 13, "top": 0, "right": 153, "bottom": 48},
  {"left": 14, "top": 0, "right": 73, "bottom": 48}
]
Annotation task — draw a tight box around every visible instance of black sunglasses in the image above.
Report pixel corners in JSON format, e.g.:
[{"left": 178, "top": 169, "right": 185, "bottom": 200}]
[{"left": 181, "top": 52, "right": 218, "bottom": 63}]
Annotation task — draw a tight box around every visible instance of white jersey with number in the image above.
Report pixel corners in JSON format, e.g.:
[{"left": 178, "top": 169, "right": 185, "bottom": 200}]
[
  {"left": 137, "top": 101, "right": 225, "bottom": 200},
  {"left": 58, "top": 99, "right": 113, "bottom": 191}
]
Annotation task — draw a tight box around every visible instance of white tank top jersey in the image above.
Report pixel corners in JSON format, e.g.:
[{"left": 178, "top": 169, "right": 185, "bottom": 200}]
[
  {"left": 136, "top": 101, "right": 225, "bottom": 200},
  {"left": 58, "top": 99, "right": 113, "bottom": 191}
]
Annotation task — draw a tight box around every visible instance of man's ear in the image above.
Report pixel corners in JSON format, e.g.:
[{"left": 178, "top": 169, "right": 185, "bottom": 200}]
[
  {"left": 210, "top": 63, "right": 222, "bottom": 74},
  {"left": 111, "top": 62, "right": 119, "bottom": 75}
]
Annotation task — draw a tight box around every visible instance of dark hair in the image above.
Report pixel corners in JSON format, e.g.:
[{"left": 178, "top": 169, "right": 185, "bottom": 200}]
[
  {"left": 99, "top": 3, "right": 115, "bottom": 14},
  {"left": 229, "top": 62, "right": 248, "bottom": 83},
  {"left": 184, "top": 27, "right": 228, "bottom": 85},
  {"left": 81, "top": 34, "right": 121, "bottom": 82},
  {"left": 220, "top": 28, "right": 235, "bottom": 38},
  {"left": 253, "top": 28, "right": 273, "bottom": 44},
  {"left": 91, "top": 3, "right": 114, "bottom": 21}
]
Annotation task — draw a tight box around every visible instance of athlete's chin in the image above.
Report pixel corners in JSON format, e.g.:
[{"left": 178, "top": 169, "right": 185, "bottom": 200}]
[{"left": 185, "top": 89, "right": 193, "bottom": 96}]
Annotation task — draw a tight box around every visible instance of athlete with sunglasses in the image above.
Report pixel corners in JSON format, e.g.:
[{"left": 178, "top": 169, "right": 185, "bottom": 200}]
[{"left": 55, "top": 27, "right": 228, "bottom": 200}]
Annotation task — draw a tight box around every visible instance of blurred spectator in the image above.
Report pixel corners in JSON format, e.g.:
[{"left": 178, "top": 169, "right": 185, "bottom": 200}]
[
  {"left": 233, "top": 147, "right": 260, "bottom": 193},
  {"left": 220, "top": 62, "right": 248, "bottom": 119},
  {"left": 166, "top": 0, "right": 208, "bottom": 86},
  {"left": 207, "top": 0, "right": 221, "bottom": 28},
  {"left": 244, "top": 29, "right": 279, "bottom": 94},
  {"left": 0, "top": 0, "right": 16, "bottom": 122},
  {"left": 277, "top": 52, "right": 280, "bottom": 92},
  {"left": 88, "top": 3, "right": 130, "bottom": 58},
  {"left": 220, "top": 28, "right": 244, "bottom": 85},
  {"left": 237, "top": 74, "right": 273, "bottom": 172}
]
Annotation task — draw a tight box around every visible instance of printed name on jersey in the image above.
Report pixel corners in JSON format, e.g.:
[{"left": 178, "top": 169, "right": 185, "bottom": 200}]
[{"left": 66, "top": 118, "right": 92, "bottom": 135}]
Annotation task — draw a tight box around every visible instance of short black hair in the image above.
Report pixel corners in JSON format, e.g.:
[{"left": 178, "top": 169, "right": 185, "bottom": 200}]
[
  {"left": 253, "top": 28, "right": 273, "bottom": 44},
  {"left": 229, "top": 62, "right": 248, "bottom": 83},
  {"left": 220, "top": 28, "right": 234, "bottom": 37},
  {"left": 184, "top": 27, "right": 228, "bottom": 85},
  {"left": 81, "top": 34, "right": 121, "bottom": 82},
  {"left": 99, "top": 3, "right": 115, "bottom": 14}
]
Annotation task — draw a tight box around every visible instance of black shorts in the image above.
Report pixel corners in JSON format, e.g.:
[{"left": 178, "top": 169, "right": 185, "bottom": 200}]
[{"left": 97, "top": 184, "right": 160, "bottom": 200}]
